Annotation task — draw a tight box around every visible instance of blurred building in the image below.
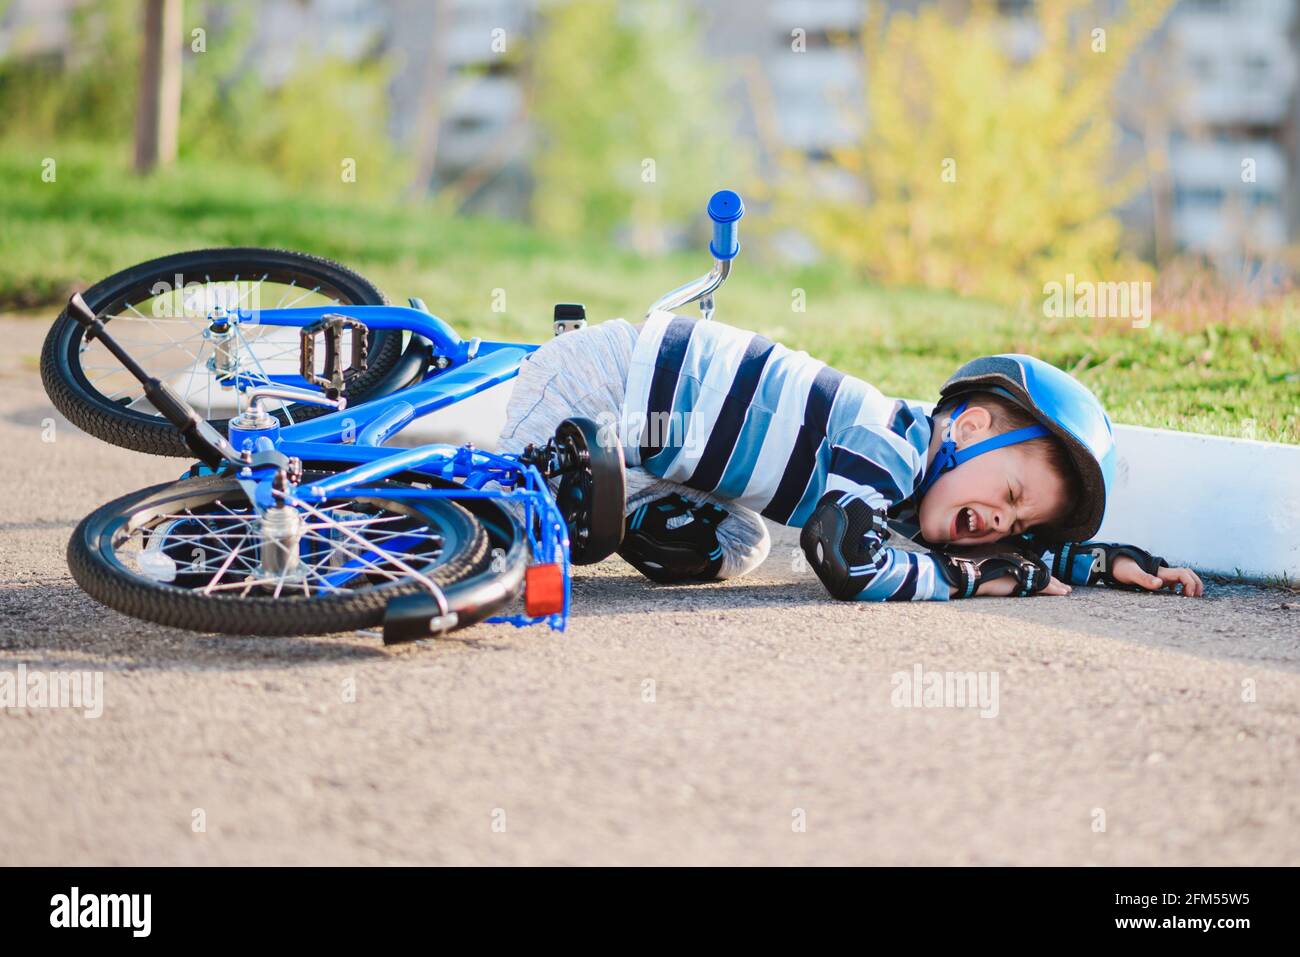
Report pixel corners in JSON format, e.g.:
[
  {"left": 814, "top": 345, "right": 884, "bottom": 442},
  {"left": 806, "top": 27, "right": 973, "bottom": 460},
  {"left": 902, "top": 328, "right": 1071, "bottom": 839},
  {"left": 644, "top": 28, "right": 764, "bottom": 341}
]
[{"left": 1157, "top": 0, "right": 1298, "bottom": 261}]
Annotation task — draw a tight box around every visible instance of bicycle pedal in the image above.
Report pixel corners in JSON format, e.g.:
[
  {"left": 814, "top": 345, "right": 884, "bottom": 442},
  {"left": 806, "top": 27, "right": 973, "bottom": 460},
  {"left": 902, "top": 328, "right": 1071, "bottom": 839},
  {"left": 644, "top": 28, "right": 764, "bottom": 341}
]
[
  {"left": 382, "top": 593, "right": 459, "bottom": 644},
  {"left": 301, "top": 313, "right": 369, "bottom": 395}
]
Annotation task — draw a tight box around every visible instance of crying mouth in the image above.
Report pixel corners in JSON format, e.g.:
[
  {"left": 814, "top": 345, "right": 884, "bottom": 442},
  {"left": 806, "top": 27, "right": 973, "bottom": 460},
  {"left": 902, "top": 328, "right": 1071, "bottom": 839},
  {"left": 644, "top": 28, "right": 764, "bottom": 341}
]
[{"left": 958, "top": 506, "right": 977, "bottom": 534}]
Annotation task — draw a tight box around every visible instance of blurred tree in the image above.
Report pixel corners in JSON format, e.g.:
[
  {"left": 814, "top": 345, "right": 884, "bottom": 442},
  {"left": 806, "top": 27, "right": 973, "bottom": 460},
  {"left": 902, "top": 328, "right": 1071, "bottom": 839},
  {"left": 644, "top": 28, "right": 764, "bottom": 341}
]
[
  {"left": 134, "top": 0, "right": 183, "bottom": 174},
  {"left": 234, "top": 55, "right": 405, "bottom": 199},
  {"left": 0, "top": 0, "right": 139, "bottom": 141},
  {"left": 178, "top": 1, "right": 407, "bottom": 199},
  {"left": 783, "top": 0, "right": 1173, "bottom": 303},
  {"left": 531, "top": 0, "right": 745, "bottom": 254},
  {"left": 0, "top": 0, "right": 406, "bottom": 199},
  {"left": 404, "top": 0, "right": 451, "bottom": 200}
]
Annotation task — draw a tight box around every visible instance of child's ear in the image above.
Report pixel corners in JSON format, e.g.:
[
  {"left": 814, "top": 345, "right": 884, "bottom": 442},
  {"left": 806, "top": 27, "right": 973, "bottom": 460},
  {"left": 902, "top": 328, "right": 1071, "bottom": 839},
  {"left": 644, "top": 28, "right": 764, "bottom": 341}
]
[{"left": 952, "top": 405, "right": 993, "bottom": 443}]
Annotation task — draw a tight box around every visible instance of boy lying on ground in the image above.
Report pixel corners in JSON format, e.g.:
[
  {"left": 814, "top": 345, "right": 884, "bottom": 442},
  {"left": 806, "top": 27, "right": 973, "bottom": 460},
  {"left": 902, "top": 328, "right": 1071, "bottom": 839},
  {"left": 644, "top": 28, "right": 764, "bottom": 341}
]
[{"left": 496, "top": 311, "right": 1203, "bottom": 601}]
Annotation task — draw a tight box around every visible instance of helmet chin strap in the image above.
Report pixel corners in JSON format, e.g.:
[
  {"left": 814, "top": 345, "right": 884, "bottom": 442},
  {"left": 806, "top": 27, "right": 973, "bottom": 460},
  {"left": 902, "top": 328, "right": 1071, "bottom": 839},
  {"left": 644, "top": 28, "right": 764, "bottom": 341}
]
[{"left": 917, "top": 400, "right": 1050, "bottom": 498}]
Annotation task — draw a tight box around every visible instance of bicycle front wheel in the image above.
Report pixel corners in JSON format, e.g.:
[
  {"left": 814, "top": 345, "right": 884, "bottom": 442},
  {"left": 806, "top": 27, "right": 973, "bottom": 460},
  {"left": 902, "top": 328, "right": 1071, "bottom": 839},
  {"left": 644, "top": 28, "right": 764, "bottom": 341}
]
[{"left": 66, "top": 473, "right": 521, "bottom": 636}]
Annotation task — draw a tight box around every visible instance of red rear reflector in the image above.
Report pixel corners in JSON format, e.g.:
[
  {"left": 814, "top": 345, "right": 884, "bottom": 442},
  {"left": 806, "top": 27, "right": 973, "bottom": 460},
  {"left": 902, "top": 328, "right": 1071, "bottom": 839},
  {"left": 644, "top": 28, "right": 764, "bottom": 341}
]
[{"left": 524, "top": 563, "right": 565, "bottom": 617}]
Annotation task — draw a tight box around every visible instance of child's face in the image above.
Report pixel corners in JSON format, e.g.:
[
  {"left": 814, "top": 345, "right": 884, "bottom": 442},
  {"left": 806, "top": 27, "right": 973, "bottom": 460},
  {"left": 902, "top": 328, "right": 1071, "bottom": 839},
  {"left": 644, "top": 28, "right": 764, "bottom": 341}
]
[{"left": 918, "top": 407, "right": 1070, "bottom": 545}]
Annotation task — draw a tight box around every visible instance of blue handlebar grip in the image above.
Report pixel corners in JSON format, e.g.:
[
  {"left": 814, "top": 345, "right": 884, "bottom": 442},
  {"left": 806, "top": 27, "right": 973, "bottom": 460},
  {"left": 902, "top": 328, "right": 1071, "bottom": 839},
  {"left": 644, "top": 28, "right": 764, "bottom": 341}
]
[{"left": 707, "top": 189, "right": 744, "bottom": 261}]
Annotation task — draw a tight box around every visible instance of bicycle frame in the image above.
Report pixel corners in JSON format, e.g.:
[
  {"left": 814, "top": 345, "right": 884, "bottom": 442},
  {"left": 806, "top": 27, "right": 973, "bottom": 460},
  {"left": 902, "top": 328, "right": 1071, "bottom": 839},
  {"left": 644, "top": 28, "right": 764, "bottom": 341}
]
[
  {"left": 220, "top": 302, "right": 534, "bottom": 423},
  {"left": 208, "top": 301, "right": 572, "bottom": 630}
]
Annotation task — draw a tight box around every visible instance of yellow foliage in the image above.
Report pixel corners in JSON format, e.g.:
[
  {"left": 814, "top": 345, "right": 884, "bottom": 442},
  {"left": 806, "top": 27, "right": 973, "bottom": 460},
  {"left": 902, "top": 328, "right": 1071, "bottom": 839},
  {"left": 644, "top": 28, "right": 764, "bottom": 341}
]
[{"left": 784, "top": 0, "right": 1173, "bottom": 303}]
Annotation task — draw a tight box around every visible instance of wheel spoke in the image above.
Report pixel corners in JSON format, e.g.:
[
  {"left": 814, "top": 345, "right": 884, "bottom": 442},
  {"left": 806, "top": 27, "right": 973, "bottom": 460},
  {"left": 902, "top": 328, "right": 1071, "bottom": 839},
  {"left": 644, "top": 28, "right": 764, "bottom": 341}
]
[
  {"left": 76, "top": 275, "right": 361, "bottom": 418},
  {"left": 230, "top": 322, "right": 294, "bottom": 423},
  {"left": 119, "top": 497, "right": 446, "bottom": 599}
]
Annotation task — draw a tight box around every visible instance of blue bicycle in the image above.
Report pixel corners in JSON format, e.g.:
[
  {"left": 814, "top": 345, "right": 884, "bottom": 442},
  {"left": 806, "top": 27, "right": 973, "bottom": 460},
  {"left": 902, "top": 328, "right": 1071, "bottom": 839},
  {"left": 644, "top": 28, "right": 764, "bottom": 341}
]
[{"left": 41, "top": 191, "right": 746, "bottom": 642}]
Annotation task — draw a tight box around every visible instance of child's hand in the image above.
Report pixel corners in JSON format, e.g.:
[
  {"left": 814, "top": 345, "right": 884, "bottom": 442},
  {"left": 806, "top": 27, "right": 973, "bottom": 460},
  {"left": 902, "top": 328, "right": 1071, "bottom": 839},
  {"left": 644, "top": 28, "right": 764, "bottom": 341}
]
[
  {"left": 973, "top": 574, "right": 1072, "bottom": 597},
  {"left": 1111, "top": 556, "right": 1204, "bottom": 596}
]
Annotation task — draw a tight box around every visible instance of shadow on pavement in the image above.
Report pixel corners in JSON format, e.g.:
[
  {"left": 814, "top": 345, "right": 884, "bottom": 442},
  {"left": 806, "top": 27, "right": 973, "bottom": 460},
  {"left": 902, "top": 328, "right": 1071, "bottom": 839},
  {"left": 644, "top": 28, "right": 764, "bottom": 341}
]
[
  {"left": 569, "top": 571, "right": 1300, "bottom": 674},
  {"left": 3, "top": 571, "right": 1296, "bottom": 676}
]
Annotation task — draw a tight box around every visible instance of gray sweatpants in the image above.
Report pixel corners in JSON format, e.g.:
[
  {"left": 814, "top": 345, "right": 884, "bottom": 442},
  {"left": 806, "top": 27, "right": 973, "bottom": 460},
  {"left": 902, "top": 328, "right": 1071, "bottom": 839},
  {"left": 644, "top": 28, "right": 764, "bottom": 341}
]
[{"left": 495, "top": 318, "right": 770, "bottom": 579}]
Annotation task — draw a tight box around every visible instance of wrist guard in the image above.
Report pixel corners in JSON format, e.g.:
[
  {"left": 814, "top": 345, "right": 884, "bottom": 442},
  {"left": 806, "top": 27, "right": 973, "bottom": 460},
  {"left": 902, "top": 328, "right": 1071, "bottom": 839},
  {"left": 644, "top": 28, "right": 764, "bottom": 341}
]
[
  {"left": 800, "top": 493, "right": 890, "bottom": 600},
  {"left": 1061, "top": 542, "right": 1166, "bottom": 591},
  {"left": 936, "top": 542, "right": 1050, "bottom": 598}
]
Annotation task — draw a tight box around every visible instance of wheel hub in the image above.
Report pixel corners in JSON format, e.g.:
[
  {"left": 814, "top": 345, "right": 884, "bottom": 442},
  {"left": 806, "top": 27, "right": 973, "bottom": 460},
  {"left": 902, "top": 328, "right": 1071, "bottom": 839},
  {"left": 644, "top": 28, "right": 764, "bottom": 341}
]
[
  {"left": 259, "top": 505, "right": 305, "bottom": 580},
  {"left": 204, "top": 308, "right": 241, "bottom": 382}
]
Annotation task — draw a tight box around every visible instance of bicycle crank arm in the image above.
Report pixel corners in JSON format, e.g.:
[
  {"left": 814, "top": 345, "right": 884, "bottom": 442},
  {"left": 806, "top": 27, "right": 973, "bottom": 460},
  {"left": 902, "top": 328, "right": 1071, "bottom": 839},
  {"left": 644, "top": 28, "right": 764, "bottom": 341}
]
[{"left": 66, "top": 293, "right": 244, "bottom": 469}]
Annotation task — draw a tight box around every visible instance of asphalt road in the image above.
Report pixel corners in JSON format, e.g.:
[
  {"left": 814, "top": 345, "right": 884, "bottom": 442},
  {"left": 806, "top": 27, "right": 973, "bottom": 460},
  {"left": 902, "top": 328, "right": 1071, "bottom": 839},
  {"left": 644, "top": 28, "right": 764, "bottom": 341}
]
[{"left": 1, "top": 314, "right": 1298, "bottom": 865}]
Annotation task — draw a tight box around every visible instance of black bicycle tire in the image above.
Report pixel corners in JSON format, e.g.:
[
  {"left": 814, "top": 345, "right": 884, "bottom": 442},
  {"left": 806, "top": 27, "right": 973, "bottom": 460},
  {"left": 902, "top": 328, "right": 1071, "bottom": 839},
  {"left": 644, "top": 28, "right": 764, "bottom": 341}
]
[
  {"left": 66, "top": 472, "right": 516, "bottom": 636},
  {"left": 41, "top": 248, "right": 402, "bottom": 457}
]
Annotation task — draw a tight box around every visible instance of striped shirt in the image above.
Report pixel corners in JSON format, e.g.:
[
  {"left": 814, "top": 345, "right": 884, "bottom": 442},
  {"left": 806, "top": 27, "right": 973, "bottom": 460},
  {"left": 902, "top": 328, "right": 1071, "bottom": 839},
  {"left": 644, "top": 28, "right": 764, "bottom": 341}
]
[{"left": 622, "top": 312, "right": 950, "bottom": 601}]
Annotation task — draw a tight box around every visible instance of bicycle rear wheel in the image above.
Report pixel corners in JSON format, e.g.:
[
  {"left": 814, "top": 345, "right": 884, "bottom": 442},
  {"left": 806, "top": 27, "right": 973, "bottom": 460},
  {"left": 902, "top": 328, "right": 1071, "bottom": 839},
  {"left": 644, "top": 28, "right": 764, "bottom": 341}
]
[{"left": 41, "top": 248, "right": 402, "bottom": 457}]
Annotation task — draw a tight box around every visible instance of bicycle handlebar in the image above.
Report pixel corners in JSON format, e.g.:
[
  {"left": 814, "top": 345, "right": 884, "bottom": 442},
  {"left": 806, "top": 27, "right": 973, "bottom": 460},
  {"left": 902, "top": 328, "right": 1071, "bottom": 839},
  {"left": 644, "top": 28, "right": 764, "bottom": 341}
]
[
  {"left": 641, "top": 190, "right": 746, "bottom": 317},
  {"left": 707, "top": 189, "right": 744, "bottom": 261}
]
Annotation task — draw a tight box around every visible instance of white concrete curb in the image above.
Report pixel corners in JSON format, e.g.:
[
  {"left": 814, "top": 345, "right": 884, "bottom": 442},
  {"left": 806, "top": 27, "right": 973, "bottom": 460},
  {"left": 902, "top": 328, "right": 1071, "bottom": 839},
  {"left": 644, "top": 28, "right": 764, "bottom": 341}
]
[
  {"left": 1099, "top": 424, "right": 1299, "bottom": 583},
  {"left": 402, "top": 385, "right": 1299, "bottom": 584}
]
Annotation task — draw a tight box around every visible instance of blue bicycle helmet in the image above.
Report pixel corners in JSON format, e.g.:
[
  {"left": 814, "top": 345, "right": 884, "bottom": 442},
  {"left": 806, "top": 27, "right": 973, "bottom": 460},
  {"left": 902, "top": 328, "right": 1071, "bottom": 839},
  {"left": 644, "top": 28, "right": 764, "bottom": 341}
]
[{"left": 918, "top": 354, "right": 1117, "bottom": 544}]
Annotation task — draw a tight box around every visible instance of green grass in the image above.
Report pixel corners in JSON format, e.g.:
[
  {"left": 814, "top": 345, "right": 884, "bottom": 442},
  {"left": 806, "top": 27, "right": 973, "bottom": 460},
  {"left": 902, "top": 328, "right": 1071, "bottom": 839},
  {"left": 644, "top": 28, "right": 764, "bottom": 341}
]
[{"left": 3, "top": 141, "right": 1297, "bottom": 442}]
